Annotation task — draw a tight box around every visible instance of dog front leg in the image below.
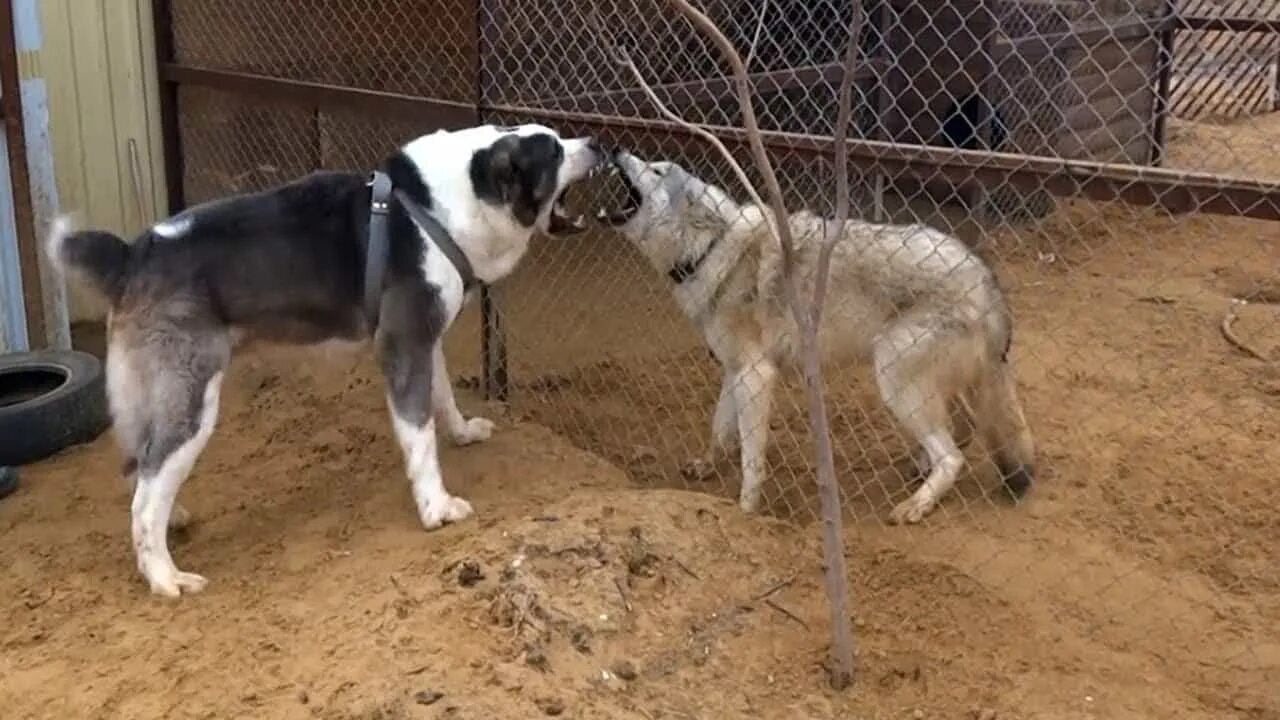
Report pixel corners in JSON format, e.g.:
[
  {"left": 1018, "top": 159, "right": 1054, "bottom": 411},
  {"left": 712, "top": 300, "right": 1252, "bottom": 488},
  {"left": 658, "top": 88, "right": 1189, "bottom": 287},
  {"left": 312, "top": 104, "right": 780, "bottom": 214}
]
[
  {"left": 731, "top": 357, "right": 778, "bottom": 513},
  {"left": 432, "top": 343, "right": 495, "bottom": 446},
  {"left": 379, "top": 285, "right": 473, "bottom": 530},
  {"left": 683, "top": 373, "right": 738, "bottom": 481}
]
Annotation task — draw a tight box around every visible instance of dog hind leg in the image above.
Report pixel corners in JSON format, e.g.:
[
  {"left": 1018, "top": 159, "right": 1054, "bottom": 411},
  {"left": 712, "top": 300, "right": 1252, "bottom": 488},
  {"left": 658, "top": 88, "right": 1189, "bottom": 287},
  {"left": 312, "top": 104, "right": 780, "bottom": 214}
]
[
  {"left": 122, "top": 460, "right": 192, "bottom": 530},
  {"left": 122, "top": 330, "right": 228, "bottom": 597},
  {"left": 875, "top": 317, "right": 967, "bottom": 525},
  {"left": 910, "top": 397, "right": 977, "bottom": 480}
]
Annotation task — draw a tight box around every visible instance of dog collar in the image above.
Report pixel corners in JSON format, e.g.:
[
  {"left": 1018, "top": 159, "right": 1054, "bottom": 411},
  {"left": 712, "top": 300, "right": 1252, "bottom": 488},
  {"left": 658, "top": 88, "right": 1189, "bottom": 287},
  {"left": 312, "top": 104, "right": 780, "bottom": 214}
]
[
  {"left": 667, "top": 236, "right": 719, "bottom": 284},
  {"left": 364, "top": 170, "right": 480, "bottom": 326}
]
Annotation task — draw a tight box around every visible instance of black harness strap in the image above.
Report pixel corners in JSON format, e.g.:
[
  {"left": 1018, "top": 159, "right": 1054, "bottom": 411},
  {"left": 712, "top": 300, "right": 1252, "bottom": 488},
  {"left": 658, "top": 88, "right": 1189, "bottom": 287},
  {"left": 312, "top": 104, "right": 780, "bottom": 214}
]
[
  {"left": 363, "top": 170, "right": 480, "bottom": 327},
  {"left": 667, "top": 236, "right": 720, "bottom": 284},
  {"left": 393, "top": 188, "right": 479, "bottom": 293},
  {"left": 364, "top": 171, "right": 394, "bottom": 325}
]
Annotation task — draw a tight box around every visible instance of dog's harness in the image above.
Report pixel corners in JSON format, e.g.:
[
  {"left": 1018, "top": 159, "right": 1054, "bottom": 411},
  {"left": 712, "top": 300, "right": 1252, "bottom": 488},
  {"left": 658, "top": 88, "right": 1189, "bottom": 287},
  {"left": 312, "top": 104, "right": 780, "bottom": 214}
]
[
  {"left": 364, "top": 170, "right": 479, "bottom": 325},
  {"left": 667, "top": 236, "right": 720, "bottom": 284}
]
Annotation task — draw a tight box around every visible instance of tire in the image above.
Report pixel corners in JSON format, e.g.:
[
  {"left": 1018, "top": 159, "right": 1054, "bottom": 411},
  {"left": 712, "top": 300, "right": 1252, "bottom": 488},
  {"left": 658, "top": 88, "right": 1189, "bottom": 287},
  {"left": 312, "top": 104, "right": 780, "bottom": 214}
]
[
  {"left": 0, "top": 466, "right": 16, "bottom": 499},
  {"left": 0, "top": 350, "right": 111, "bottom": 466}
]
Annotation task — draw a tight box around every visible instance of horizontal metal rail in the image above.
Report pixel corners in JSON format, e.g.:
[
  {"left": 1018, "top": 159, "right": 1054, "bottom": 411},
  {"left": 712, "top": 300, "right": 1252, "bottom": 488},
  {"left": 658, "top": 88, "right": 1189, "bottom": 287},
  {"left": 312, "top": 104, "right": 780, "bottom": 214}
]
[
  {"left": 162, "top": 63, "right": 1280, "bottom": 222},
  {"left": 532, "top": 60, "right": 882, "bottom": 109},
  {"left": 1179, "top": 15, "right": 1280, "bottom": 33}
]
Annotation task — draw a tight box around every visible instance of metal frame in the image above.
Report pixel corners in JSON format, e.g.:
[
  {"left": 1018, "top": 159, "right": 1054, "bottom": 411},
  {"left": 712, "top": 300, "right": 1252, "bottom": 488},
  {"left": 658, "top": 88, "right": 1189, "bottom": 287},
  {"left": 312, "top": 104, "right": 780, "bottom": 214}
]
[
  {"left": 1171, "top": 4, "right": 1280, "bottom": 120},
  {"left": 0, "top": 0, "right": 43, "bottom": 347},
  {"left": 1150, "top": 0, "right": 1177, "bottom": 166}
]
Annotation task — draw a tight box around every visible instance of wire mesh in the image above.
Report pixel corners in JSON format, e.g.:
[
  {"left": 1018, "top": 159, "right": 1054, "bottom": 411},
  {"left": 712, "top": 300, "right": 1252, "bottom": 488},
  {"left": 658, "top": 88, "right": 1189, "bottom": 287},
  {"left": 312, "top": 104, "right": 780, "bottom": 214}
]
[{"left": 163, "top": 0, "right": 1279, "bottom": 711}]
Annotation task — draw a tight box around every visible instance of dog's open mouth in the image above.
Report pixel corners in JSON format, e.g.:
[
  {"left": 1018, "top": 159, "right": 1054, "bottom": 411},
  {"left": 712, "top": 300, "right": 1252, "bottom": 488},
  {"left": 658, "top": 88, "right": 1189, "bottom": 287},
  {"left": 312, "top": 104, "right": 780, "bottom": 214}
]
[
  {"left": 547, "top": 163, "right": 614, "bottom": 235},
  {"left": 547, "top": 189, "right": 585, "bottom": 235},
  {"left": 594, "top": 163, "right": 642, "bottom": 227}
]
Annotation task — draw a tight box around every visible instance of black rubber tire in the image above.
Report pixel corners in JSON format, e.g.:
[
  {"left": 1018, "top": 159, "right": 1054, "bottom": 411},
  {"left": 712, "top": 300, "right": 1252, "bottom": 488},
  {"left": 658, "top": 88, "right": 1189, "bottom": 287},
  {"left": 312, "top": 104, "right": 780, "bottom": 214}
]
[
  {"left": 0, "top": 350, "right": 111, "bottom": 466},
  {"left": 0, "top": 466, "right": 16, "bottom": 499}
]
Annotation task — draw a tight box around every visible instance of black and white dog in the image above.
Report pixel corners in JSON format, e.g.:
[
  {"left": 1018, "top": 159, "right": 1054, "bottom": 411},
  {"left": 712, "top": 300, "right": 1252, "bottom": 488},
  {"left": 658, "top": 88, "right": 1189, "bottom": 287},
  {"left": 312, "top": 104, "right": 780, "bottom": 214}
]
[{"left": 48, "top": 123, "right": 608, "bottom": 597}]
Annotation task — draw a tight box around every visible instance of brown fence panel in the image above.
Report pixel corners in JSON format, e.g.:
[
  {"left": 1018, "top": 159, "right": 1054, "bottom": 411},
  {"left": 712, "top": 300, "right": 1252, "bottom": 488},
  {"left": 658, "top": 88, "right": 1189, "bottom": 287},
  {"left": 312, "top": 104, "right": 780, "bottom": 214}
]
[{"left": 1169, "top": 0, "right": 1280, "bottom": 119}]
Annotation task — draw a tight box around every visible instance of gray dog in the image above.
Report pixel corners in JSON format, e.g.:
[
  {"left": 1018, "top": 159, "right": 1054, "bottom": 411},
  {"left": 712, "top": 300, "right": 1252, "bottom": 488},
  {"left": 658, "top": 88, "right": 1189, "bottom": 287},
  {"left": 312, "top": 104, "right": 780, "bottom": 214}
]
[{"left": 600, "top": 151, "right": 1036, "bottom": 523}]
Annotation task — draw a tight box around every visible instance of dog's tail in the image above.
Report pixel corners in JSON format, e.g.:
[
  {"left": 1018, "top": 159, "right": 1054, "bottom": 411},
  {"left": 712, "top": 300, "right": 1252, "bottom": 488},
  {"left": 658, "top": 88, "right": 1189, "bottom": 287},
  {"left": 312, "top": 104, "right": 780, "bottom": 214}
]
[
  {"left": 973, "top": 304, "right": 1036, "bottom": 500},
  {"left": 46, "top": 214, "right": 133, "bottom": 304}
]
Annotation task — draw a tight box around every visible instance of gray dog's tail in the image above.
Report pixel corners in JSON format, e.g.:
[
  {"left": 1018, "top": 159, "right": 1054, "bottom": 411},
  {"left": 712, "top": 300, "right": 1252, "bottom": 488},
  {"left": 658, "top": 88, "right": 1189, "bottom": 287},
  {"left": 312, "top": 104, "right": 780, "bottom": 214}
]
[
  {"left": 973, "top": 304, "right": 1036, "bottom": 500},
  {"left": 47, "top": 215, "right": 133, "bottom": 304}
]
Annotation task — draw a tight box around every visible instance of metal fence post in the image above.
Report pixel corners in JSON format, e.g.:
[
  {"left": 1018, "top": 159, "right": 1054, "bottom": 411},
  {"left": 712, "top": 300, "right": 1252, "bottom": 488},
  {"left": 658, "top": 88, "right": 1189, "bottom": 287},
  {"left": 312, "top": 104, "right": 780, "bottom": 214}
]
[
  {"left": 480, "top": 285, "right": 509, "bottom": 402},
  {"left": 1151, "top": 0, "right": 1177, "bottom": 167},
  {"left": 476, "top": 0, "right": 510, "bottom": 403},
  {"left": 151, "top": 0, "right": 184, "bottom": 215},
  {"left": 0, "top": 0, "right": 41, "bottom": 349}
]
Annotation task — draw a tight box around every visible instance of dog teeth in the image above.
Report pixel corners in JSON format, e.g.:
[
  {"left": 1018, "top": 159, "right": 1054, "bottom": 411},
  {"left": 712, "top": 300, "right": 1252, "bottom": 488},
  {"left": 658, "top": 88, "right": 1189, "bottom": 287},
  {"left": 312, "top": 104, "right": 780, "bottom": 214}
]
[
  {"left": 595, "top": 208, "right": 609, "bottom": 220},
  {"left": 572, "top": 214, "right": 587, "bottom": 230}
]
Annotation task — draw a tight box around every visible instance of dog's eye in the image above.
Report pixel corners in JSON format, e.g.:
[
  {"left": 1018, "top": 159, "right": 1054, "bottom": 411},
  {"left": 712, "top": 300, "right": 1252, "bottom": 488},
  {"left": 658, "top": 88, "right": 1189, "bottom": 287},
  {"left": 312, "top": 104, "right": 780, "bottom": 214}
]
[{"left": 652, "top": 166, "right": 666, "bottom": 177}]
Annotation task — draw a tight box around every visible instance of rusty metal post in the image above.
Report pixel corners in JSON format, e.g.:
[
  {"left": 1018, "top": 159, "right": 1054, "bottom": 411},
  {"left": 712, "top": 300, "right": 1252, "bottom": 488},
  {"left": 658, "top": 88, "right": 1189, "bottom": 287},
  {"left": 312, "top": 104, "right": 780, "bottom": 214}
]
[
  {"left": 1151, "top": 0, "right": 1178, "bottom": 166},
  {"left": 151, "top": 0, "right": 184, "bottom": 214},
  {"left": 475, "top": 0, "right": 510, "bottom": 402},
  {"left": 0, "top": 0, "right": 43, "bottom": 348}
]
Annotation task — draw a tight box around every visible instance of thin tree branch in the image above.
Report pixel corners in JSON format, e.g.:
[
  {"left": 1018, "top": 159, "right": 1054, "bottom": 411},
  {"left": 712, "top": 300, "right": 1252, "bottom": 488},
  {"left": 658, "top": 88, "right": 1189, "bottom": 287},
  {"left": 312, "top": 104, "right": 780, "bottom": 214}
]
[
  {"left": 811, "top": 5, "right": 863, "bottom": 327},
  {"left": 655, "top": 0, "right": 858, "bottom": 690},
  {"left": 661, "top": 0, "right": 797, "bottom": 276},
  {"left": 745, "top": 0, "right": 771, "bottom": 70},
  {"left": 588, "top": 5, "right": 770, "bottom": 215},
  {"left": 1221, "top": 298, "right": 1269, "bottom": 361},
  {"left": 593, "top": 0, "right": 859, "bottom": 689}
]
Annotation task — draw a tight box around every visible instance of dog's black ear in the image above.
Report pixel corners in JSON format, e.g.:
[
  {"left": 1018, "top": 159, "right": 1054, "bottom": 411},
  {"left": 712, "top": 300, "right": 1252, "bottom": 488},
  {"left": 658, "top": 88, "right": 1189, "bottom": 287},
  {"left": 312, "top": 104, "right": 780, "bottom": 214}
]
[
  {"left": 471, "top": 133, "right": 561, "bottom": 227},
  {"left": 471, "top": 135, "right": 526, "bottom": 212}
]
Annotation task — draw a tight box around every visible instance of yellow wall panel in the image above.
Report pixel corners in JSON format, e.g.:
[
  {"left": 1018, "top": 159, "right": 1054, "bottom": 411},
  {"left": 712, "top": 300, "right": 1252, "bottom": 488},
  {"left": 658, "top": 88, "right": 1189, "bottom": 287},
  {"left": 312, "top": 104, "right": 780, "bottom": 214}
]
[{"left": 40, "top": 0, "right": 168, "bottom": 322}]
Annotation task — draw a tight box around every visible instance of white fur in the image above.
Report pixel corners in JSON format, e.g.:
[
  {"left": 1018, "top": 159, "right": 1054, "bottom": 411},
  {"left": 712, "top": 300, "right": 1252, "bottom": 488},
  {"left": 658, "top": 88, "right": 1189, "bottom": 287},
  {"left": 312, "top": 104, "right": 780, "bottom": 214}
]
[
  {"left": 44, "top": 213, "right": 77, "bottom": 276},
  {"left": 152, "top": 215, "right": 193, "bottom": 239},
  {"left": 390, "top": 410, "right": 473, "bottom": 529}
]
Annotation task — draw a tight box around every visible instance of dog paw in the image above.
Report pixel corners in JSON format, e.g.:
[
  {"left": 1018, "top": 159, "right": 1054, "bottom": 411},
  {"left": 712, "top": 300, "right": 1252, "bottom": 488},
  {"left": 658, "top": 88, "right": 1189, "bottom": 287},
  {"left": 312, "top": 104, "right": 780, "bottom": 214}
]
[
  {"left": 169, "top": 504, "right": 192, "bottom": 530},
  {"left": 452, "top": 417, "right": 495, "bottom": 446},
  {"left": 147, "top": 569, "right": 208, "bottom": 598},
  {"left": 888, "top": 495, "right": 936, "bottom": 525},
  {"left": 420, "top": 495, "right": 475, "bottom": 530},
  {"left": 680, "top": 457, "right": 716, "bottom": 482}
]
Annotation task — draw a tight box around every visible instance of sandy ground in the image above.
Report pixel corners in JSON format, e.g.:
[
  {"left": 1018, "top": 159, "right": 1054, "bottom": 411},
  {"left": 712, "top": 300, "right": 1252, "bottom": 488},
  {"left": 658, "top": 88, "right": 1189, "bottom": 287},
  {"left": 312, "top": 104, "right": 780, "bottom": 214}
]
[{"left": 2, "top": 115, "right": 1279, "bottom": 719}]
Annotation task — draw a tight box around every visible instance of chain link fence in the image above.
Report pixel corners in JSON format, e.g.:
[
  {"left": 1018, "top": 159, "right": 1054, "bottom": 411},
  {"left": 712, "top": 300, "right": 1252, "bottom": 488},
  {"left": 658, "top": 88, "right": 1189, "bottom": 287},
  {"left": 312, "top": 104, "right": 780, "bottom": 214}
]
[{"left": 159, "top": 0, "right": 1278, "bottom": 710}]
